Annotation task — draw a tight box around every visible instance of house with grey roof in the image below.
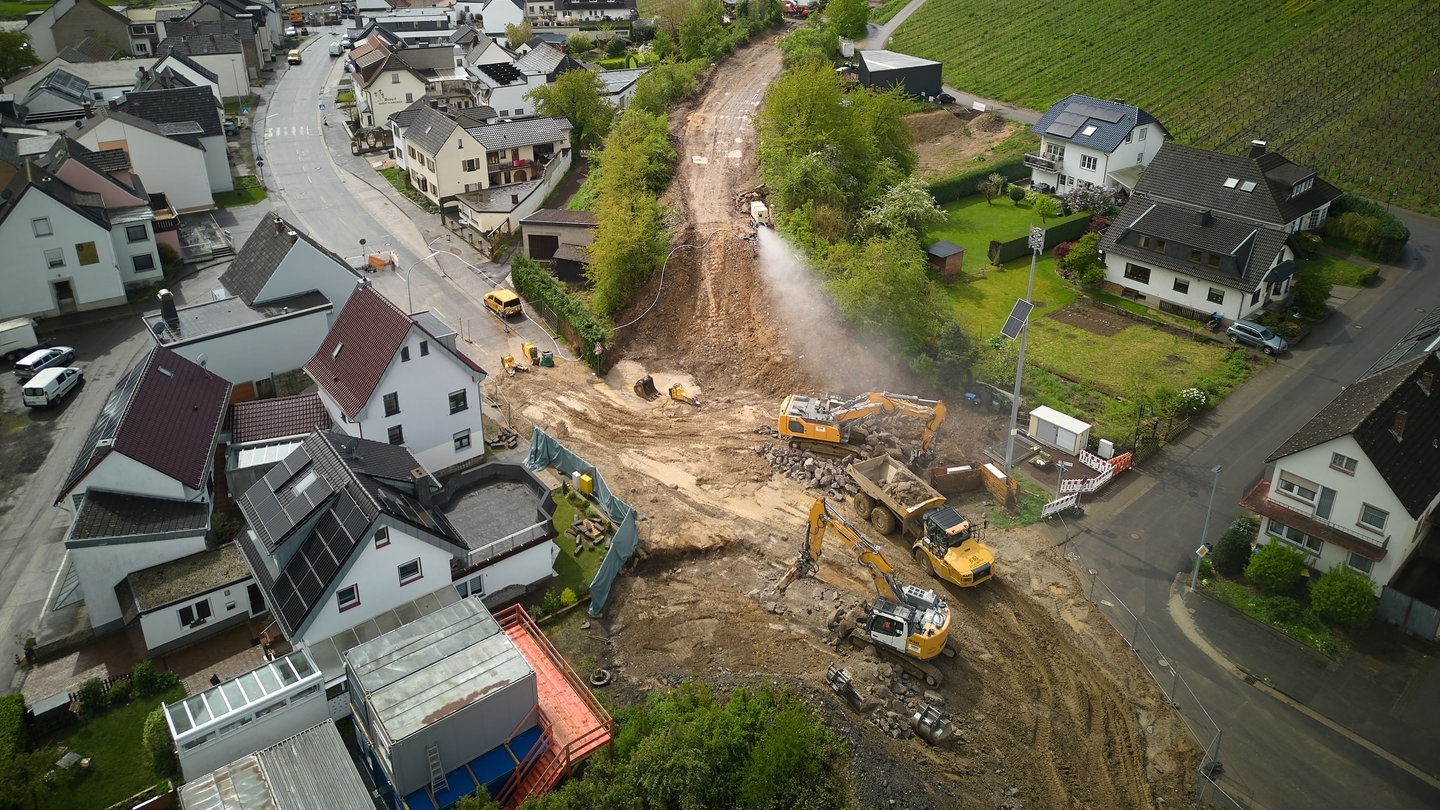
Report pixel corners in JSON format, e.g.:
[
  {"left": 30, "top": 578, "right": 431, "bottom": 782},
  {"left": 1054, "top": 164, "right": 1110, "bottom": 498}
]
[
  {"left": 142, "top": 213, "right": 363, "bottom": 394},
  {"left": 1240, "top": 352, "right": 1440, "bottom": 614},
  {"left": 0, "top": 133, "right": 165, "bottom": 319},
  {"left": 156, "top": 22, "right": 261, "bottom": 99},
  {"left": 304, "top": 282, "right": 490, "bottom": 474},
  {"left": 122, "top": 84, "right": 232, "bottom": 192},
  {"left": 58, "top": 346, "right": 232, "bottom": 632},
  {"left": 519, "top": 207, "right": 594, "bottom": 279},
  {"left": 116, "top": 542, "right": 259, "bottom": 657},
  {"left": 1097, "top": 141, "right": 1342, "bottom": 322},
  {"left": 73, "top": 105, "right": 215, "bottom": 213},
  {"left": 21, "top": 0, "right": 131, "bottom": 62},
  {"left": 176, "top": 718, "right": 374, "bottom": 808},
  {"left": 144, "top": 52, "right": 224, "bottom": 104},
  {"left": 1027, "top": 94, "right": 1168, "bottom": 193}
]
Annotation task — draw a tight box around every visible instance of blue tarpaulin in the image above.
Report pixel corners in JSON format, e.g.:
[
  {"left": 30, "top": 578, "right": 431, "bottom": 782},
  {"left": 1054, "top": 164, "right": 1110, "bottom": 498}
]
[{"left": 524, "top": 428, "right": 639, "bottom": 617}]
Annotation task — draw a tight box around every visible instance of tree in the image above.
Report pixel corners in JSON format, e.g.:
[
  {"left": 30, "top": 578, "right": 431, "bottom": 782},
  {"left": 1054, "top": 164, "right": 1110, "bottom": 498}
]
[
  {"left": 1062, "top": 183, "right": 1117, "bottom": 215},
  {"left": 826, "top": 232, "right": 936, "bottom": 351},
  {"left": 0, "top": 32, "right": 39, "bottom": 82},
  {"left": 677, "top": 0, "right": 726, "bottom": 61},
  {"left": 1008, "top": 185, "right": 1026, "bottom": 204},
  {"left": 0, "top": 746, "right": 78, "bottom": 808},
  {"left": 1310, "top": 565, "right": 1378, "bottom": 628},
  {"left": 527, "top": 69, "right": 616, "bottom": 150},
  {"left": 1245, "top": 540, "right": 1307, "bottom": 594},
  {"left": 825, "top": 0, "right": 869, "bottom": 40},
  {"left": 566, "top": 33, "right": 595, "bottom": 56},
  {"left": 932, "top": 322, "right": 978, "bottom": 393},
  {"left": 143, "top": 707, "right": 178, "bottom": 778},
  {"left": 503, "top": 20, "right": 532, "bottom": 50},
  {"left": 777, "top": 24, "right": 837, "bottom": 68},
  {"left": 1291, "top": 268, "right": 1332, "bottom": 316},
  {"left": 1033, "top": 194, "right": 1061, "bottom": 223},
  {"left": 1060, "top": 231, "right": 1105, "bottom": 284},
  {"left": 1212, "top": 516, "right": 1258, "bottom": 578},
  {"left": 454, "top": 788, "right": 503, "bottom": 810},
  {"left": 629, "top": 59, "right": 704, "bottom": 115},
  {"left": 859, "top": 176, "right": 945, "bottom": 238},
  {"left": 978, "top": 173, "right": 1006, "bottom": 205}
]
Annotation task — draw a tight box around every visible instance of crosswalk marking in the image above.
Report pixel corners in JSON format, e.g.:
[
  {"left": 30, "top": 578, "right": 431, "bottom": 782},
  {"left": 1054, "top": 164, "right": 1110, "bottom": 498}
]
[{"left": 265, "top": 126, "right": 316, "bottom": 138}]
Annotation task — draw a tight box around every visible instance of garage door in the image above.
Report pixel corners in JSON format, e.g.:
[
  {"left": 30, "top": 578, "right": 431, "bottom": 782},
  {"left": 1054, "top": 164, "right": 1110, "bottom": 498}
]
[{"left": 527, "top": 234, "right": 560, "bottom": 260}]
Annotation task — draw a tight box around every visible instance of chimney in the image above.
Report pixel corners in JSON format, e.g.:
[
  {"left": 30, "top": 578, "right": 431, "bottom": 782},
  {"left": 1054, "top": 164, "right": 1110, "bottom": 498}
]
[
  {"left": 273, "top": 215, "right": 284, "bottom": 234},
  {"left": 1194, "top": 210, "right": 1212, "bottom": 227},
  {"left": 511, "top": 193, "right": 519, "bottom": 204},
  {"left": 1420, "top": 371, "right": 1435, "bottom": 396},
  {"left": 83, "top": 101, "right": 94, "bottom": 118},
  {"left": 411, "top": 468, "right": 432, "bottom": 506},
  {"left": 107, "top": 98, "right": 118, "bottom": 112},
  {"left": 286, "top": 230, "right": 298, "bottom": 245},
  {"left": 1248, "top": 139, "right": 1267, "bottom": 158},
  {"left": 1392, "top": 410, "right": 1408, "bottom": 440},
  {"left": 159, "top": 289, "right": 180, "bottom": 330}
]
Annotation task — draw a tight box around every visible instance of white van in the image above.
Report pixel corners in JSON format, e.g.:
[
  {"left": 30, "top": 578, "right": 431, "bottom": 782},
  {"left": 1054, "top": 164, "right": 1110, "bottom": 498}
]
[
  {"left": 329, "top": 41, "right": 344, "bottom": 57},
  {"left": 22, "top": 366, "right": 82, "bottom": 407}
]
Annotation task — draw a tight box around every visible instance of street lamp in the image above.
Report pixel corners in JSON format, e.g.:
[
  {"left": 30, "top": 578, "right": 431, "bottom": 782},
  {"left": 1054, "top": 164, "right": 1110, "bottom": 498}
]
[
  {"left": 1190, "top": 464, "right": 1223, "bottom": 591},
  {"left": 403, "top": 250, "right": 442, "bottom": 314},
  {"left": 1002, "top": 226, "right": 1044, "bottom": 474},
  {"left": 359, "top": 238, "right": 367, "bottom": 269}
]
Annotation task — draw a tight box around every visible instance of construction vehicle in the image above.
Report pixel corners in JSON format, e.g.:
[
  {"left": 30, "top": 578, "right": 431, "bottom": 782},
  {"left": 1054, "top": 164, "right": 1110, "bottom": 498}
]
[
  {"left": 849, "top": 454, "right": 995, "bottom": 588},
  {"left": 777, "top": 391, "right": 946, "bottom": 465},
  {"left": 779, "top": 499, "right": 953, "bottom": 686},
  {"left": 669, "top": 383, "right": 700, "bottom": 407}
]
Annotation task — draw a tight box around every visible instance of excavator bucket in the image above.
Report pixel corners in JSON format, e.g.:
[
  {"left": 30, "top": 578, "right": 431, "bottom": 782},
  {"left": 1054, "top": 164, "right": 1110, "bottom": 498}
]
[
  {"left": 669, "top": 383, "right": 700, "bottom": 407},
  {"left": 633, "top": 375, "right": 660, "bottom": 399}
]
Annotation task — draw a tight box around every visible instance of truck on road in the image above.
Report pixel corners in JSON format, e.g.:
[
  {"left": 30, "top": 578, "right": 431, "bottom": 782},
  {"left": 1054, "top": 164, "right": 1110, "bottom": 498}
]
[{"left": 848, "top": 454, "right": 995, "bottom": 588}]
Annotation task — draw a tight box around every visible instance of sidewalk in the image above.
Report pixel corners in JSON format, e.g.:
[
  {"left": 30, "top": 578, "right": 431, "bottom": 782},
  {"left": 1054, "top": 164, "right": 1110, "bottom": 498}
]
[{"left": 1186, "top": 589, "right": 1440, "bottom": 783}]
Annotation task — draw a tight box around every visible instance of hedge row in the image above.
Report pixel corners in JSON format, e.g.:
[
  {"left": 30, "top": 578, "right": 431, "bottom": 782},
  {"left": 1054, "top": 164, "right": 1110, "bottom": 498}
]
[
  {"left": 928, "top": 154, "right": 1029, "bottom": 204},
  {"left": 988, "top": 214, "right": 1092, "bottom": 265},
  {"left": 512, "top": 255, "right": 612, "bottom": 372},
  {"left": 1330, "top": 192, "right": 1410, "bottom": 262},
  {"left": 0, "top": 693, "right": 26, "bottom": 759}
]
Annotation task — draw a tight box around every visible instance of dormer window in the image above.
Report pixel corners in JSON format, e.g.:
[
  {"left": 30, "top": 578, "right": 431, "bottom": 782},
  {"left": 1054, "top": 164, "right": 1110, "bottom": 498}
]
[{"left": 1290, "top": 177, "right": 1314, "bottom": 198}]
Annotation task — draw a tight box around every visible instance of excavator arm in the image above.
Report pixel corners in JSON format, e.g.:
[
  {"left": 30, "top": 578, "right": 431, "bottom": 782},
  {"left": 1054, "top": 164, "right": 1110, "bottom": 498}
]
[{"left": 779, "top": 499, "right": 904, "bottom": 600}]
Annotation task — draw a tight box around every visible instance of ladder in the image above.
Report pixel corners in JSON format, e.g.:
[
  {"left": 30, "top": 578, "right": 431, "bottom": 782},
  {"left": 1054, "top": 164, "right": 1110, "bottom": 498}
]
[{"left": 426, "top": 743, "right": 450, "bottom": 796}]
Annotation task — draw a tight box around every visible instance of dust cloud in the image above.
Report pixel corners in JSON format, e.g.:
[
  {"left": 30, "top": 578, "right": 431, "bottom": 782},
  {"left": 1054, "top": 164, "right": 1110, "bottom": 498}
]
[{"left": 753, "top": 227, "right": 915, "bottom": 393}]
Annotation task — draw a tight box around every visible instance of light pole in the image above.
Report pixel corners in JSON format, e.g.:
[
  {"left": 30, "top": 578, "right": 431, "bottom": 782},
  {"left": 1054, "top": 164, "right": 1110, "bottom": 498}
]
[
  {"left": 403, "top": 250, "right": 442, "bottom": 314},
  {"left": 359, "top": 238, "right": 367, "bottom": 270},
  {"left": 1003, "top": 226, "right": 1044, "bottom": 474},
  {"left": 1190, "top": 464, "right": 1223, "bottom": 591}
]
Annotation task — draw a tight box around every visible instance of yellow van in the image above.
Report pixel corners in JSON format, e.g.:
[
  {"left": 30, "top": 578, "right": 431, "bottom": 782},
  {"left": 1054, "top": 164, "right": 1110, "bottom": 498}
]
[
  {"left": 484, "top": 289, "right": 522, "bottom": 318},
  {"left": 287, "top": 49, "right": 302, "bottom": 65}
]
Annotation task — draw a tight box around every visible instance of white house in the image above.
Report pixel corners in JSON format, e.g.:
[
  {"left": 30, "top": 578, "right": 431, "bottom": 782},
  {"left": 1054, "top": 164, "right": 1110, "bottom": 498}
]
[
  {"left": 1027, "top": 94, "right": 1167, "bottom": 193},
  {"left": 304, "top": 282, "right": 490, "bottom": 474},
  {"left": 1097, "top": 141, "right": 1342, "bottom": 322},
  {"left": 142, "top": 214, "right": 363, "bottom": 395},
  {"left": 0, "top": 142, "right": 164, "bottom": 320},
  {"left": 116, "top": 543, "right": 261, "bottom": 657},
  {"left": 233, "top": 430, "right": 470, "bottom": 649},
  {"left": 120, "top": 84, "right": 233, "bottom": 194},
  {"left": 1242, "top": 352, "right": 1440, "bottom": 596},
  {"left": 456, "top": 0, "right": 526, "bottom": 39},
  {"left": 58, "top": 346, "right": 231, "bottom": 631},
  {"left": 74, "top": 108, "right": 216, "bottom": 213},
  {"left": 145, "top": 53, "right": 225, "bottom": 104}
]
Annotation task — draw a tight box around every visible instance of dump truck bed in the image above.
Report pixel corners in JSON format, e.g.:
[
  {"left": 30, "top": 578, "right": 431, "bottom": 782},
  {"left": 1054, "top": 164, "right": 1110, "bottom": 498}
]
[{"left": 848, "top": 454, "right": 945, "bottom": 521}]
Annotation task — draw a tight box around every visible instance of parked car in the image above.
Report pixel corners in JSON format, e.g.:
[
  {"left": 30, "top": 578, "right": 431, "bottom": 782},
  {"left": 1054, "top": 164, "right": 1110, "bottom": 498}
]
[
  {"left": 288, "top": 49, "right": 302, "bottom": 65},
  {"left": 223, "top": 119, "right": 239, "bottom": 136},
  {"left": 936, "top": 92, "right": 956, "bottom": 105},
  {"left": 22, "top": 366, "right": 82, "bottom": 408},
  {"left": 14, "top": 346, "right": 76, "bottom": 379},
  {"left": 285, "top": 25, "right": 298, "bottom": 37},
  {"left": 1226, "top": 319, "right": 1288, "bottom": 355}
]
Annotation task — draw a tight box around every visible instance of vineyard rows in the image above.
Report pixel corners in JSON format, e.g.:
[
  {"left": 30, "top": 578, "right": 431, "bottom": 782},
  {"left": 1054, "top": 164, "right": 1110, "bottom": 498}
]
[{"left": 890, "top": 0, "right": 1439, "bottom": 216}]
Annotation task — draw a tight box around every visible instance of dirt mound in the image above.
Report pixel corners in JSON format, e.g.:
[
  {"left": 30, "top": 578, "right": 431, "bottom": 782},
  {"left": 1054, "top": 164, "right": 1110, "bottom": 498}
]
[{"left": 511, "top": 30, "right": 1199, "bottom": 809}]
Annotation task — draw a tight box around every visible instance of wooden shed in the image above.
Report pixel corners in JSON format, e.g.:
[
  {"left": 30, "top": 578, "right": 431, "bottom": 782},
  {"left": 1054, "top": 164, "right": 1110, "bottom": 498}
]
[{"left": 926, "top": 240, "right": 965, "bottom": 279}]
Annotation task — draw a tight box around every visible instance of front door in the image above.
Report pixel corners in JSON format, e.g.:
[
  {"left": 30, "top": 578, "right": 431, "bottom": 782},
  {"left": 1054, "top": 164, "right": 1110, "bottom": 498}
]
[
  {"left": 248, "top": 583, "right": 266, "bottom": 615},
  {"left": 52, "top": 279, "right": 76, "bottom": 314}
]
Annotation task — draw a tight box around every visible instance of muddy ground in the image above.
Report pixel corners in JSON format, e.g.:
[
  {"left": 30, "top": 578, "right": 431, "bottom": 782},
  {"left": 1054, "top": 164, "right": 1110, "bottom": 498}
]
[{"left": 498, "top": 30, "right": 1200, "bottom": 810}]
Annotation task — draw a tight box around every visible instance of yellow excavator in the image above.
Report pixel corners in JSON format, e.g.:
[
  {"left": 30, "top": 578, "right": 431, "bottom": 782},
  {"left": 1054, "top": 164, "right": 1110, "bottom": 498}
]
[
  {"left": 777, "top": 392, "right": 947, "bottom": 465},
  {"left": 779, "top": 498, "right": 954, "bottom": 686}
]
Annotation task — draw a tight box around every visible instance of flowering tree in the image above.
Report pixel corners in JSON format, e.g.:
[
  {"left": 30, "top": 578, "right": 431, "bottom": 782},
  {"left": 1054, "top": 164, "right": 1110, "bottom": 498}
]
[{"left": 1063, "top": 184, "right": 1118, "bottom": 215}]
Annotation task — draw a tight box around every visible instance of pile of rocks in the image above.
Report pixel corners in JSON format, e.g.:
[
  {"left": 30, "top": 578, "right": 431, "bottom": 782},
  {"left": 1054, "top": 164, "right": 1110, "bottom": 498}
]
[{"left": 752, "top": 421, "right": 917, "bottom": 500}]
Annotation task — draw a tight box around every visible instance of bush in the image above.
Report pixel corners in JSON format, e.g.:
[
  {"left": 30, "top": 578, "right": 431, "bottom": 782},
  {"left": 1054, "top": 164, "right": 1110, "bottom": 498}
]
[
  {"left": 1245, "top": 540, "right": 1307, "bottom": 594},
  {"left": 605, "top": 36, "right": 629, "bottom": 58},
  {"left": 1260, "top": 595, "right": 1305, "bottom": 624},
  {"left": 107, "top": 678, "right": 133, "bottom": 706},
  {"left": 1291, "top": 268, "right": 1333, "bottom": 316},
  {"left": 560, "top": 587, "right": 579, "bottom": 607},
  {"left": 539, "top": 590, "right": 563, "bottom": 617},
  {"left": 1311, "top": 565, "right": 1378, "bottom": 628},
  {"left": 1212, "top": 516, "right": 1258, "bottom": 578},
  {"left": 0, "top": 693, "right": 27, "bottom": 760},
  {"left": 143, "top": 707, "right": 177, "bottom": 777},
  {"left": 1008, "top": 185, "right": 1026, "bottom": 204},
  {"left": 132, "top": 661, "right": 161, "bottom": 697},
  {"left": 77, "top": 677, "right": 108, "bottom": 716},
  {"left": 1051, "top": 241, "right": 1075, "bottom": 262}
]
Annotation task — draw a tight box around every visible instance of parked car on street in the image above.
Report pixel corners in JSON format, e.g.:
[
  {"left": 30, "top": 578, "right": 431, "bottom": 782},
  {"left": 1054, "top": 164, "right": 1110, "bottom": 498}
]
[
  {"left": 288, "top": 49, "right": 302, "bottom": 65},
  {"left": 14, "top": 346, "right": 75, "bottom": 379},
  {"left": 1226, "top": 319, "right": 1288, "bottom": 355}
]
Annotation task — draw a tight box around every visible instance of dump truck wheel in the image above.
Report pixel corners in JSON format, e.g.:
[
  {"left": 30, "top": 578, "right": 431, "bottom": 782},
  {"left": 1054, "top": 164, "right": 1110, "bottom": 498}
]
[
  {"left": 853, "top": 492, "right": 874, "bottom": 518},
  {"left": 870, "top": 507, "right": 897, "bottom": 535},
  {"left": 912, "top": 546, "right": 936, "bottom": 576}
]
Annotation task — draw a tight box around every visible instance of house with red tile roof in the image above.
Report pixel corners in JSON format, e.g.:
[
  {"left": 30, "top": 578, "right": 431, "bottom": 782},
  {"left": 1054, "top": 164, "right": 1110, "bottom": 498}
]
[
  {"left": 57, "top": 345, "right": 233, "bottom": 633},
  {"left": 305, "top": 281, "right": 489, "bottom": 475}
]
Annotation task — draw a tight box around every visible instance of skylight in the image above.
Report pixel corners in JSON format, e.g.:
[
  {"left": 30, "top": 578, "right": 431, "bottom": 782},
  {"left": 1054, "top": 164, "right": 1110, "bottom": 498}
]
[
  {"left": 1223, "top": 178, "right": 1240, "bottom": 188},
  {"left": 1239, "top": 181, "right": 1257, "bottom": 192},
  {"left": 1081, "top": 125, "right": 1097, "bottom": 136},
  {"left": 332, "top": 342, "right": 343, "bottom": 359}
]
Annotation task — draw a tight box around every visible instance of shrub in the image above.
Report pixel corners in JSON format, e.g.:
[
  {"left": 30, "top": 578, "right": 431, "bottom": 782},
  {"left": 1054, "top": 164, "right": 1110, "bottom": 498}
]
[
  {"left": 107, "top": 678, "right": 133, "bottom": 706},
  {"left": 1212, "top": 516, "right": 1258, "bottom": 578},
  {"left": 1310, "top": 565, "right": 1378, "bottom": 628},
  {"left": 539, "top": 590, "right": 563, "bottom": 617},
  {"left": 560, "top": 587, "right": 579, "bottom": 607},
  {"left": 132, "top": 661, "right": 161, "bottom": 697},
  {"left": 77, "top": 677, "right": 108, "bottom": 716},
  {"left": 0, "top": 693, "right": 27, "bottom": 760},
  {"left": 1261, "top": 595, "right": 1305, "bottom": 624},
  {"left": 605, "top": 36, "right": 629, "bottom": 58},
  {"left": 1291, "top": 268, "right": 1332, "bottom": 316},
  {"left": 1245, "top": 540, "right": 1307, "bottom": 594},
  {"left": 143, "top": 707, "right": 177, "bottom": 777},
  {"left": 1008, "top": 185, "right": 1026, "bottom": 204},
  {"left": 1051, "top": 241, "right": 1075, "bottom": 262}
]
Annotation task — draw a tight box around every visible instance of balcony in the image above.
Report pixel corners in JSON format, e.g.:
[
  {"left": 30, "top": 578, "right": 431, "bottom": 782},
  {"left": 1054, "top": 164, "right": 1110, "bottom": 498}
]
[
  {"left": 1239, "top": 479, "right": 1389, "bottom": 561},
  {"left": 1024, "top": 152, "right": 1058, "bottom": 172}
]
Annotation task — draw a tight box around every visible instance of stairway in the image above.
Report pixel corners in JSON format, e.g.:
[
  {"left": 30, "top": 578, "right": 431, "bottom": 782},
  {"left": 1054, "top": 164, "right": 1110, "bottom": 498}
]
[
  {"left": 426, "top": 743, "right": 450, "bottom": 797},
  {"left": 504, "top": 748, "right": 559, "bottom": 808}
]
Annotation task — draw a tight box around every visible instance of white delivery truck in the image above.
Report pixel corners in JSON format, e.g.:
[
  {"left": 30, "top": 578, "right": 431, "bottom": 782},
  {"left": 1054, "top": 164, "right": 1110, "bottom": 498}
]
[{"left": 0, "top": 318, "right": 40, "bottom": 361}]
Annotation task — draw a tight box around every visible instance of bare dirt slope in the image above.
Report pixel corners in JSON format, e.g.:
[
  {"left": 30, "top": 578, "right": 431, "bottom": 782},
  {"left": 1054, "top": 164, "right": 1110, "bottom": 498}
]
[{"left": 500, "top": 31, "right": 1199, "bottom": 810}]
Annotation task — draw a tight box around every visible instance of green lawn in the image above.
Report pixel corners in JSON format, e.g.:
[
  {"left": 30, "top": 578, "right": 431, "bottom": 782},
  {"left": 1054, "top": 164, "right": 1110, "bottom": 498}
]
[
  {"left": 1298, "top": 252, "right": 1375, "bottom": 288},
  {"left": 927, "top": 195, "right": 1088, "bottom": 274},
  {"left": 550, "top": 492, "right": 606, "bottom": 597},
  {"left": 42, "top": 685, "right": 186, "bottom": 809},
  {"left": 890, "top": 0, "right": 1436, "bottom": 217},
  {"left": 214, "top": 177, "right": 266, "bottom": 208}
]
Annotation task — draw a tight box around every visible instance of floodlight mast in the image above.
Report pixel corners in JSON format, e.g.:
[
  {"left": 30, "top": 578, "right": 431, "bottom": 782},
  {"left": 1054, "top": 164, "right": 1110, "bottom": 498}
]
[{"left": 1002, "top": 227, "right": 1045, "bottom": 475}]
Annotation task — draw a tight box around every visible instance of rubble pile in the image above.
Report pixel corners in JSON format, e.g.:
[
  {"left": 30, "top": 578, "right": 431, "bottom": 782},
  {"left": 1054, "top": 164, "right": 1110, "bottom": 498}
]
[{"left": 751, "top": 435, "right": 858, "bottom": 500}]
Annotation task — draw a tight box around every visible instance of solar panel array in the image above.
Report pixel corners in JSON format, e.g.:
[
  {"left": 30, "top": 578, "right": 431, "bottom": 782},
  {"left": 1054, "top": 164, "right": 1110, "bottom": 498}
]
[
  {"left": 1047, "top": 101, "right": 1125, "bottom": 138},
  {"left": 1001, "top": 299, "right": 1034, "bottom": 340},
  {"left": 249, "top": 449, "right": 336, "bottom": 551},
  {"left": 477, "top": 61, "right": 524, "bottom": 85}
]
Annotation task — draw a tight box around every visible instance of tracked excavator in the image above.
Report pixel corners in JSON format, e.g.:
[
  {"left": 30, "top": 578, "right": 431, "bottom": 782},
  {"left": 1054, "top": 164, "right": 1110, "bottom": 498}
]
[
  {"left": 778, "top": 391, "right": 946, "bottom": 466},
  {"left": 779, "top": 498, "right": 954, "bottom": 686}
]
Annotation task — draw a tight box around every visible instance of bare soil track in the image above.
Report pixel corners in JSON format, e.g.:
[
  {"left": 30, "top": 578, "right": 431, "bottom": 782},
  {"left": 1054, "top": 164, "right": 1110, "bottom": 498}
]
[{"left": 503, "top": 30, "right": 1198, "bottom": 810}]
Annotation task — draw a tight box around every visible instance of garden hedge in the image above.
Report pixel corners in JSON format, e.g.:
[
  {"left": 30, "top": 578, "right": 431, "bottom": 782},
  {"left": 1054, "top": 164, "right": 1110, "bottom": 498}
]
[
  {"left": 928, "top": 155, "right": 1029, "bottom": 204},
  {"left": 512, "top": 255, "right": 613, "bottom": 372},
  {"left": 988, "top": 215, "right": 1092, "bottom": 265},
  {"left": 0, "top": 693, "right": 26, "bottom": 759}
]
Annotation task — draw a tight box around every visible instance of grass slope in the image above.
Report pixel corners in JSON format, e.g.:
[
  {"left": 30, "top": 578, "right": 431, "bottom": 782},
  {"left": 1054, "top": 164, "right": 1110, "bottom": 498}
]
[{"left": 891, "top": 0, "right": 1439, "bottom": 216}]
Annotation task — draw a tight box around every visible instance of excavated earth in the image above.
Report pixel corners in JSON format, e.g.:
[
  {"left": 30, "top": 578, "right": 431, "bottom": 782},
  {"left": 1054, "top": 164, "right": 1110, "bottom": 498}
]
[{"left": 501, "top": 30, "right": 1200, "bottom": 810}]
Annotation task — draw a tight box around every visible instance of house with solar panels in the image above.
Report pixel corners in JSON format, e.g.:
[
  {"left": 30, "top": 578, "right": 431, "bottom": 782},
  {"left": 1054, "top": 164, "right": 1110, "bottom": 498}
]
[
  {"left": 1097, "top": 141, "right": 1341, "bottom": 322},
  {"left": 345, "top": 598, "right": 613, "bottom": 810},
  {"left": 56, "top": 346, "right": 232, "bottom": 634},
  {"left": 1026, "top": 94, "right": 1168, "bottom": 195}
]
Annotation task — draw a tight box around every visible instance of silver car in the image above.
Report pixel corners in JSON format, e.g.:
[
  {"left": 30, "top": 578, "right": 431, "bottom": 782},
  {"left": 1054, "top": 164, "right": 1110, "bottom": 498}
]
[{"left": 1226, "top": 319, "right": 1288, "bottom": 355}]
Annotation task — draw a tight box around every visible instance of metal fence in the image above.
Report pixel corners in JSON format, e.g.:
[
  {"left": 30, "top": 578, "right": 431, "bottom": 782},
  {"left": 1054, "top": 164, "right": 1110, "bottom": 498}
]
[
  {"left": 1377, "top": 587, "right": 1440, "bottom": 640},
  {"left": 1082, "top": 567, "right": 1249, "bottom": 809}
]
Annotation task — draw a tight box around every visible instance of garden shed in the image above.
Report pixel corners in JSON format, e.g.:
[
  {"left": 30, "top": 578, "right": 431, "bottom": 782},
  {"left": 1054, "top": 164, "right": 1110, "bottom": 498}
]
[
  {"left": 857, "top": 50, "right": 942, "bottom": 99},
  {"left": 926, "top": 240, "right": 965, "bottom": 278},
  {"left": 1027, "top": 406, "right": 1092, "bottom": 454}
]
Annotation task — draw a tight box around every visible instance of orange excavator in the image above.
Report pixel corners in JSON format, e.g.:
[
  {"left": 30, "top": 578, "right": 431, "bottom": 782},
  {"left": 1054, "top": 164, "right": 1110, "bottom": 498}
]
[
  {"left": 779, "top": 498, "right": 954, "bottom": 686},
  {"left": 777, "top": 391, "right": 947, "bottom": 465}
]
